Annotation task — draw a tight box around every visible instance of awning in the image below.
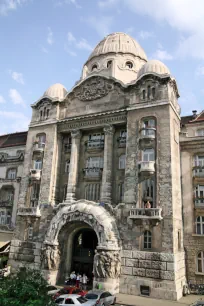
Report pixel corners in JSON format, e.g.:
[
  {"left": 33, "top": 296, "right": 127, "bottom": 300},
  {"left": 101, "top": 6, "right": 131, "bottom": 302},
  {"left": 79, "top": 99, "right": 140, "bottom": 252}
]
[{"left": 0, "top": 241, "right": 10, "bottom": 254}]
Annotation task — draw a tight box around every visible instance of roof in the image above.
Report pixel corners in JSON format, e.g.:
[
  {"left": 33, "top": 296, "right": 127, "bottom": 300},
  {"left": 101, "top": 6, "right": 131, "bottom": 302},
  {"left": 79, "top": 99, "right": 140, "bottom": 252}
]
[
  {"left": 181, "top": 115, "right": 194, "bottom": 126},
  {"left": 0, "top": 131, "right": 27, "bottom": 148},
  {"left": 87, "top": 32, "right": 147, "bottom": 62},
  {"left": 137, "top": 59, "right": 170, "bottom": 79},
  {"left": 43, "top": 83, "right": 67, "bottom": 101}
]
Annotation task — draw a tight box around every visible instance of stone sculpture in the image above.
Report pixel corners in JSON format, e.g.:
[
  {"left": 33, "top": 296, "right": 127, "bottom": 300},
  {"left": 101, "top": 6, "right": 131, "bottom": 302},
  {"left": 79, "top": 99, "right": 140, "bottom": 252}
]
[{"left": 94, "top": 249, "right": 121, "bottom": 279}]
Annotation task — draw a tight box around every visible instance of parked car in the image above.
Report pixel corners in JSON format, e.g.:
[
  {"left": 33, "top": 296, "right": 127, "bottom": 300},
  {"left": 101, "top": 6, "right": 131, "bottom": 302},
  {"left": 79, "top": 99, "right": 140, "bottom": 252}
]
[
  {"left": 53, "top": 287, "right": 87, "bottom": 300},
  {"left": 85, "top": 290, "right": 116, "bottom": 306},
  {"left": 47, "top": 285, "right": 61, "bottom": 296},
  {"left": 54, "top": 294, "right": 96, "bottom": 306}
]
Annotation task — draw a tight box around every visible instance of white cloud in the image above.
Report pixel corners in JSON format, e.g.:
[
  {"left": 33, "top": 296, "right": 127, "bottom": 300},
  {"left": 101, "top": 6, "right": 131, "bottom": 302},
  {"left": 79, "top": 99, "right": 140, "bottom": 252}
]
[
  {"left": 47, "top": 27, "right": 54, "bottom": 45},
  {"left": 0, "top": 96, "right": 6, "bottom": 103},
  {"left": 9, "top": 71, "right": 25, "bottom": 84},
  {"left": 67, "top": 31, "right": 76, "bottom": 42},
  {"left": 81, "top": 16, "right": 113, "bottom": 37},
  {"left": 0, "top": 111, "right": 30, "bottom": 133},
  {"left": 54, "top": 0, "right": 81, "bottom": 8},
  {"left": 196, "top": 66, "right": 204, "bottom": 76},
  {"left": 9, "top": 89, "right": 26, "bottom": 107},
  {"left": 0, "top": 0, "right": 28, "bottom": 15},
  {"left": 152, "top": 49, "right": 173, "bottom": 61},
  {"left": 76, "top": 38, "right": 92, "bottom": 51},
  {"left": 64, "top": 45, "right": 77, "bottom": 56},
  {"left": 0, "top": 110, "right": 27, "bottom": 119},
  {"left": 179, "top": 91, "right": 202, "bottom": 115},
  {"left": 41, "top": 46, "right": 48, "bottom": 53},
  {"left": 98, "top": 0, "right": 119, "bottom": 9},
  {"left": 126, "top": 27, "right": 134, "bottom": 34},
  {"left": 138, "top": 30, "right": 154, "bottom": 40}
]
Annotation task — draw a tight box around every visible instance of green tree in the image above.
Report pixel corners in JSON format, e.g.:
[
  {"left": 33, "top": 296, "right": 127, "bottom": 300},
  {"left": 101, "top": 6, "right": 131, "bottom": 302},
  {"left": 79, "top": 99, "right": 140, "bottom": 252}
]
[{"left": 0, "top": 268, "right": 56, "bottom": 306}]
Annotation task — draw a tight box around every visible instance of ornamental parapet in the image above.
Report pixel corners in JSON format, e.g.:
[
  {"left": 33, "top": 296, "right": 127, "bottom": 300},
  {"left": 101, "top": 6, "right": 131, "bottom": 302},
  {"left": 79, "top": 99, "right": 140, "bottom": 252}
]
[
  {"left": 129, "top": 208, "right": 163, "bottom": 221},
  {"left": 139, "top": 161, "right": 155, "bottom": 175},
  {"left": 17, "top": 206, "right": 41, "bottom": 217}
]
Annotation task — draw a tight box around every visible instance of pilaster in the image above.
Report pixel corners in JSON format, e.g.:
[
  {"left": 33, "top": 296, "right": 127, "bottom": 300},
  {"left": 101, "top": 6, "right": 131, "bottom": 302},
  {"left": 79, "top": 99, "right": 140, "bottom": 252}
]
[
  {"left": 65, "top": 129, "right": 82, "bottom": 203},
  {"left": 100, "top": 124, "right": 115, "bottom": 204}
]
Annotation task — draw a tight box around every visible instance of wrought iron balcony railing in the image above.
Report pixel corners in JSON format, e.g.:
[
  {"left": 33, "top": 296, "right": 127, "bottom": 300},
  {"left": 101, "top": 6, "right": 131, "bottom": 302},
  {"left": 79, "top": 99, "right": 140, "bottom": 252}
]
[
  {"left": 83, "top": 167, "right": 103, "bottom": 179},
  {"left": 86, "top": 139, "right": 104, "bottom": 149}
]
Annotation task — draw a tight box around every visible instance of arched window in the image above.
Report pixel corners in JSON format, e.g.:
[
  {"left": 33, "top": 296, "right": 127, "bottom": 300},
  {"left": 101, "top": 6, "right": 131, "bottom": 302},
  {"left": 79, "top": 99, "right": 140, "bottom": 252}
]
[
  {"left": 43, "top": 107, "right": 46, "bottom": 118},
  {"left": 47, "top": 109, "right": 50, "bottom": 118},
  {"left": 91, "top": 64, "right": 98, "bottom": 71},
  {"left": 142, "top": 89, "right": 146, "bottom": 100},
  {"left": 144, "top": 230, "right": 152, "bottom": 249},
  {"left": 197, "top": 251, "right": 204, "bottom": 273},
  {"left": 196, "top": 216, "right": 204, "bottom": 235},
  {"left": 126, "top": 61, "right": 133, "bottom": 69},
  {"left": 147, "top": 86, "right": 151, "bottom": 99},
  {"left": 34, "top": 159, "right": 42, "bottom": 170},
  {"left": 65, "top": 160, "right": 70, "bottom": 173},
  {"left": 7, "top": 168, "right": 17, "bottom": 179},
  {"left": 119, "top": 154, "right": 126, "bottom": 169},
  {"left": 152, "top": 87, "right": 156, "bottom": 98},
  {"left": 37, "top": 133, "right": 46, "bottom": 148},
  {"left": 40, "top": 111, "right": 43, "bottom": 120},
  {"left": 107, "top": 60, "right": 112, "bottom": 68}
]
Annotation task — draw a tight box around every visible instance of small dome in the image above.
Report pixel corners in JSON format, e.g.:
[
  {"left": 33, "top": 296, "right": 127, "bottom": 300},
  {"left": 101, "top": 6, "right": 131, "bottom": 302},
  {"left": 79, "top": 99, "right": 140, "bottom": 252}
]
[
  {"left": 137, "top": 60, "right": 170, "bottom": 79},
  {"left": 43, "top": 83, "right": 67, "bottom": 101},
  {"left": 87, "top": 32, "right": 147, "bottom": 62}
]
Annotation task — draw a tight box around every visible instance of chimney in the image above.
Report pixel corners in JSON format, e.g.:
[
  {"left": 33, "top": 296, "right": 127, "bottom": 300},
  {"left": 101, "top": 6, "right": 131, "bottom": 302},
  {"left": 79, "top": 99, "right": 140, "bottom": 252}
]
[{"left": 192, "top": 110, "right": 197, "bottom": 118}]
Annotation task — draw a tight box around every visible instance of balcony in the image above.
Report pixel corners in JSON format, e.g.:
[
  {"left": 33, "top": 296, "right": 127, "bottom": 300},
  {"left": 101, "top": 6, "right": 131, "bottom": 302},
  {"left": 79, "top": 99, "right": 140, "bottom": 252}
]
[
  {"left": 17, "top": 206, "right": 41, "bottom": 217},
  {"left": 139, "top": 161, "right": 155, "bottom": 177},
  {"left": 129, "top": 208, "right": 163, "bottom": 222},
  {"left": 86, "top": 140, "right": 104, "bottom": 151},
  {"left": 193, "top": 167, "right": 204, "bottom": 178},
  {"left": 30, "top": 169, "right": 41, "bottom": 180},
  {"left": 0, "top": 200, "right": 13, "bottom": 208},
  {"left": 83, "top": 167, "right": 102, "bottom": 180},
  {"left": 194, "top": 197, "right": 204, "bottom": 208},
  {"left": 33, "top": 142, "right": 45, "bottom": 153},
  {"left": 118, "top": 137, "right": 126, "bottom": 148},
  {"left": 139, "top": 128, "right": 156, "bottom": 149}
]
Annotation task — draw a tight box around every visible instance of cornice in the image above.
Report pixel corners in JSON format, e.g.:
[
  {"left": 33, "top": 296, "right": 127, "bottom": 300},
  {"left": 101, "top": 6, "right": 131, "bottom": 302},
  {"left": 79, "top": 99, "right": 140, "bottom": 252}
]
[
  {"left": 58, "top": 109, "right": 127, "bottom": 132},
  {"left": 180, "top": 137, "right": 204, "bottom": 150}
]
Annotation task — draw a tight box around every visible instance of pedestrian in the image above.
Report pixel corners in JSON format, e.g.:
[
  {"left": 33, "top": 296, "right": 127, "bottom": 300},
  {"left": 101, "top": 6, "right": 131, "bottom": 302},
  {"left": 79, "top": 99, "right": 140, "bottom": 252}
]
[
  {"left": 144, "top": 200, "right": 151, "bottom": 216},
  {"left": 70, "top": 271, "right": 76, "bottom": 286},
  {"left": 76, "top": 273, "right": 80, "bottom": 288},
  {"left": 82, "top": 273, "right": 88, "bottom": 290}
]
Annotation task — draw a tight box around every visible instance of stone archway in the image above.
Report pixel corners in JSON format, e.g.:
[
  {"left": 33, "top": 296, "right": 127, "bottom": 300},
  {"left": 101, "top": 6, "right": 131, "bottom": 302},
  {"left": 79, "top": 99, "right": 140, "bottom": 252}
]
[{"left": 42, "top": 200, "right": 121, "bottom": 293}]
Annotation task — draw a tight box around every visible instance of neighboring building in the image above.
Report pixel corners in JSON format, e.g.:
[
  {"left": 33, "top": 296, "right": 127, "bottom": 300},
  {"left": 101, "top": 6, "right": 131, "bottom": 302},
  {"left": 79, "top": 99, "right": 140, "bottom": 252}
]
[
  {"left": 5, "top": 32, "right": 194, "bottom": 300},
  {"left": 181, "top": 111, "right": 204, "bottom": 284},
  {"left": 0, "top": 132, "right": 27, "bottom": 252}
]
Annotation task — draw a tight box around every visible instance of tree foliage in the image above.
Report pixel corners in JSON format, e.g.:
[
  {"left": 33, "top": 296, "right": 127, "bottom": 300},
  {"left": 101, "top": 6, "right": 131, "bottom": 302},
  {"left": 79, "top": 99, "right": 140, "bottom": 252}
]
[{"left": 0, "top": 268, "right": 55, "bottom": 306}]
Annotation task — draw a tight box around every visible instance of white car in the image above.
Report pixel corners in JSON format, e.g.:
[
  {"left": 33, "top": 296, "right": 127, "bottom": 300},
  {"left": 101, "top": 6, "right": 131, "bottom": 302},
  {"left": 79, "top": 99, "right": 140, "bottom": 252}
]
[
  {"left": 47, "top": 285, "right": 61, "bottom": 296},
  {"left": 55, "top": 294, "right": 96, "bottom": 306},
  {"left": 85, "top": 290, "right": 116, "bottom": 306}
]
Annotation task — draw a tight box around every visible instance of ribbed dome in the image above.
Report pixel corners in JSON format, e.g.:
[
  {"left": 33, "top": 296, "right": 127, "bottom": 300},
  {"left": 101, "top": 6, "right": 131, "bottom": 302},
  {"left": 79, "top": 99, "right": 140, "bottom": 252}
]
[
  {"left": 43, "top": 83, "right": 67, "bottom": 100},
  {"left": 137, "top": 60, "right": 170, "bottom": 79},
  {"left": 88, "top": 32, "right": 147, "bottom": 62}
]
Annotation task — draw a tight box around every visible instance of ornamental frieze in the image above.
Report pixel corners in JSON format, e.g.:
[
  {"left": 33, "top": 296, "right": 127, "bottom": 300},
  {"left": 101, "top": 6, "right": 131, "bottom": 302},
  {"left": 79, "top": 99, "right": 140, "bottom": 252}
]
[{"left": 71, "top": 77, "right": 115, "bottom": 101}]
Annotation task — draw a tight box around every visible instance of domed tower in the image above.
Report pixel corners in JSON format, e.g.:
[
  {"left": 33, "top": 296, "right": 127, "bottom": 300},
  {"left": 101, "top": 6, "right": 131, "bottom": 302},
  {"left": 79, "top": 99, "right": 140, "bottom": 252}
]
[{"left": 82, "top": 32, "right": 147, "bottom": 84}]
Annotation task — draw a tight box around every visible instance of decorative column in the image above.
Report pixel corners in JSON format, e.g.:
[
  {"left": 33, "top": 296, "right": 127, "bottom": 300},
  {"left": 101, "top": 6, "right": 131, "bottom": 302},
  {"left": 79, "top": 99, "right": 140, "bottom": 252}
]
[
  {"left": 100, "top": 124, "right": 115, "bottom": 205},
  {"left": 65, "top": 129, "right": 81, "bottom": 203}
]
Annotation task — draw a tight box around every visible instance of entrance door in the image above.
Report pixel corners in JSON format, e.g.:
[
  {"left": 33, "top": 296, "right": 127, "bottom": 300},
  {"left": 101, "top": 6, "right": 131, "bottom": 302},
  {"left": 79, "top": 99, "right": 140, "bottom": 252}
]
[{"left": 72, "top": 229, "right": 97, "bottom": 280}]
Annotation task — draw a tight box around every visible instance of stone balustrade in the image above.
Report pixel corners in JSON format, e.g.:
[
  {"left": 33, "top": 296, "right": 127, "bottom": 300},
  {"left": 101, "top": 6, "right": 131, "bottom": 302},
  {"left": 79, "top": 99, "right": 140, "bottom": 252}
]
[
  {"left": 33, "top": 142, "right": 45, "bottom": 152},
  {"left": 139, "top": 161, "right": 155, "bottom": 173},
  {"left": 30, "top": 169, "right": 41, "bottom": 180},
  {"left": 129, "top": 208, "right": 163, "bottom": 220},
  {"left": 140, "top": 127, "right": 156, "bottom": 139},
  {"left": 17, "top": 206, "right": 41, "bottom": 217}
]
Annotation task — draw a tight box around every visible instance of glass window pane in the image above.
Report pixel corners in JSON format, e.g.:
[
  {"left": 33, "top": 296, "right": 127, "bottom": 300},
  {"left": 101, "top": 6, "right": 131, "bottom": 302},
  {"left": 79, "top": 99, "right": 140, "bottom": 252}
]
[{"left": 198, "top": 259, "right": 202, "bottom": 272}]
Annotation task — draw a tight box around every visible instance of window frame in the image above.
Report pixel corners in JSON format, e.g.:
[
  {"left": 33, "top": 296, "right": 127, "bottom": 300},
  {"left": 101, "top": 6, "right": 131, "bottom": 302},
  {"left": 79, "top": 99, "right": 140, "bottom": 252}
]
[
  {"left": 142, "top": 148, "right": 155, "bottom": 162},
  {"left": 196, "top": 216, "right": 204, "bottom": 235},
  {"left": 34, "top": 159, "right": 42, "bottom": 170},
  {"left": 125, "top": 61, "right": 133, "bottom": 69},
  {"left": 144, "top": 230, "right": 152, "bottom": 249},
  {"left": 197, "top": 129, "right": 204, "bottom": 137},
  {"left": 7, "top": 168, "right": 17, "bottom": 180},
  {"left": 119, "top": 154, "right": 126, "bottom": 169},
  {"left": 197, "top": 251, "right": 204, "bottom": 273},
  {"left": 65, "top": 160, "right": 70, "bottom": 173}
]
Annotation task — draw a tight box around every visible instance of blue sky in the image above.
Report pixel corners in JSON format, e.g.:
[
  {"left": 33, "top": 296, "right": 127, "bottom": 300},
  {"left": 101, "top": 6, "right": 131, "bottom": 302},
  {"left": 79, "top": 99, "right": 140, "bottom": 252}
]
[{"left": 1, "top": 0, "right": 204, "bottom": 134}]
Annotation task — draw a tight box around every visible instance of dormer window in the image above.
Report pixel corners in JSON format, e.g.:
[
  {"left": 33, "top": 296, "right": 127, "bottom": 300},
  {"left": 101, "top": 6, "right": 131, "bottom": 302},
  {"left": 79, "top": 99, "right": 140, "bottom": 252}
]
[
  {"left": 152, "top": 87, "right": 156, "bottom": 98},
  {"left": 40, "top": 111, "right": 43, "bottom": 120},
  {"left": 47, "top": 109, "right": 50, "bottom": 118},
  {"left": 147, "top": 86, "right": 151, "bottom": 99},
  {"left": 107, "top": 60, "right": 112, "bottom": 68},
  {"left": 142, "top": 90, "right": 146, "bottom": 99},
  {"left": 92, "top": 64, "right": 98, "bottom": 71},
  {"left": 126, "top": 61, "right": 133, "bottom": 69}
]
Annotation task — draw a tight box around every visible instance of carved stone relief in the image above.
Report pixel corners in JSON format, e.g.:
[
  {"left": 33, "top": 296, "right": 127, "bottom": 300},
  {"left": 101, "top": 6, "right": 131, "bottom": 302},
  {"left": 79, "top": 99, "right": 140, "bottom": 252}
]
[
  {"left": 41, "top": 244, "right": 60, "bottom": 270},
  {"left": 72, "top": 77, "right": 114, "bottom": 101},
  {"left": 94, "top": 249, "right": 121, "bottom": 279}
]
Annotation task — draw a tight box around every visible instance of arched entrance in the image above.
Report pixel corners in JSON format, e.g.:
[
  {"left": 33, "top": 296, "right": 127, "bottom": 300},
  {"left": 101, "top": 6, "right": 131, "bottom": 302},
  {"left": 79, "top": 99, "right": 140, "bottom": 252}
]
[
  {"left": 43, "top": 200, "right": 121, "bottom": 293},
  {"left": 72, "top": 228, "right": 97, "bottom": 278}
]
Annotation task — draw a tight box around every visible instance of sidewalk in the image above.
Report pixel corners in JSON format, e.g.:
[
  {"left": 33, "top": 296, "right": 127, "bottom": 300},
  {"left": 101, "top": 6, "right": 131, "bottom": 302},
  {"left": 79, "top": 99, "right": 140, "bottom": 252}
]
[{"left": 116, "top": 293, "right": 204, "bottom": 306}]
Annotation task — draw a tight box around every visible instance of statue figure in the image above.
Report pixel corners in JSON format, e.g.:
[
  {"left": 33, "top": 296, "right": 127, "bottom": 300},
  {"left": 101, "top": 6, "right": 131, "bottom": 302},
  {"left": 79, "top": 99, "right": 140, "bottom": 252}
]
[
  {"left": 93, "top": 250, "right": 121, "bottom": 279},
  {"left": 41, "top": 245, "right": 60, "bottom": 270},
  {"left": 50, "top": 245, "right": 60, "bottom": 270}
]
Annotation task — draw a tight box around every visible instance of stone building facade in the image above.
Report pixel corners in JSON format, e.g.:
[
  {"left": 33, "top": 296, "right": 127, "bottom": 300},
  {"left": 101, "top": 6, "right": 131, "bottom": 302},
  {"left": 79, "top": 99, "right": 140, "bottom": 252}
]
[
  {"left": 5, "top": 32, "right": 196, "bottom": 300},
  {"left": 0, "top": 132, "right": 27, "bottom": 247}
]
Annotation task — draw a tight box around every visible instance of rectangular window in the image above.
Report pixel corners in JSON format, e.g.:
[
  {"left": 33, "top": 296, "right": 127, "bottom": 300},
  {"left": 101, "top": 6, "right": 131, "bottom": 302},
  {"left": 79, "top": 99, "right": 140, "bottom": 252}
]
[
  {"left": 197, "top": 129, "right": 204, "bottom": 137},
  {"left": 88, "top": 133, "right": 104, "bottom": 148},
  {"left": 85, "top": 157, "right": 103, "bottom": 176},
  {"left": 118, "top": 183, "right": 124, "bottom": 202},
  {"left": 119, "top": 155, "right": 126, "bottom": 169},
  {"left": 7, "top": 169, "right": 16, "bottom": 179},
  {"left": 143, "top": 149, "right": 155, "bottom": 162},
  {"left": 38, "top": 134, "right": 46, "bottom": 148},
  {"left": 31, "top": 182, "right": 40, "bottom": 205},
  {"left": 28, "top": 226, "right": 33, "bottom": 240},
  {"left": 64, "top": 136, "right": 72, "bottom": 152}
]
